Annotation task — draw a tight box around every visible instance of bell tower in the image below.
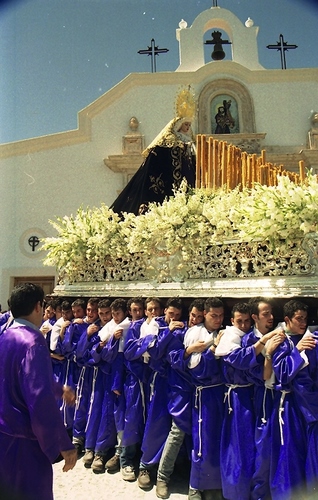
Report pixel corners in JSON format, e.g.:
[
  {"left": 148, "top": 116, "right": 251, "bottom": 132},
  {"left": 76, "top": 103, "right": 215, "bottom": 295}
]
[{"left": 175, "top": 5, "right": 264, "bottom": 72}]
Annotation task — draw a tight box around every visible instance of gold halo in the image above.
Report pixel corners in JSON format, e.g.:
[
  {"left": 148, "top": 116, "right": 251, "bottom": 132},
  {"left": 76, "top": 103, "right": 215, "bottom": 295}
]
[{"left": 175, "top": 86, "right": 196, "bottom": 121}]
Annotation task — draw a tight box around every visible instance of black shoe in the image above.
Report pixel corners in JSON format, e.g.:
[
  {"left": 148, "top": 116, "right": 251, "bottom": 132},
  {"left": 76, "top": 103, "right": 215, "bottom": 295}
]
[
  {"left": 202, "top": 490, "right": 224, "bottom": 500},
  {"left": 74, "top": 443, "right": 83, "bottom": 459}
]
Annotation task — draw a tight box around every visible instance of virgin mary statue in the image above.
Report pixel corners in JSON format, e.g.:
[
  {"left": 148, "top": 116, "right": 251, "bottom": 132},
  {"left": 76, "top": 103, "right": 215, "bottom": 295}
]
[{"left": 110, "top": 88, "right": 196, "bottom": 215}]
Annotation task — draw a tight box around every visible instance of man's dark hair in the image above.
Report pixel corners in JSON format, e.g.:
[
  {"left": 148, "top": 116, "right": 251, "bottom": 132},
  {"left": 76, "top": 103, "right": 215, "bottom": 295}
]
[
  {"left": 71, "top": 298, "right": 87, "bottom": 310},
  {"left": 87, "top": 298, "right": 100, "bottom": 308},
  {"left": 145, "top": 297, "right": 163, "bottom": 309},
  {"left": 189, "top": 299, "right": 205, "bottom": 312},
  {"left": 165, "top": 297, "right": 183, "bottom": 310},
  {"left": 248, "top": 297, "right": 272, "bottom": 317},
  {"left": 204, "top": 297, "right": 224, "bottom": 313},
  {"left": 111, "top": 298, "right": 127, "bottom": 313},
  {"left": 283, "top": 299, "right": 308, "bottom": 320},
  {"left": 127, "top": 297, "right": 144, "bottom": 310},
  {"left": 10, "top": 283, "right": 44, "bottom": 318},
  {"left": 231, "top": 302, "right": 250, "bottom": 317},
  {"left": 61, "top": 300, "right": 72, "bottom": 311},
  {"left": 50, "top": 298, "right": 62, "bottom": 310},
  {"left": 98, "top": 299, "right": 111, "bottom": 309}
]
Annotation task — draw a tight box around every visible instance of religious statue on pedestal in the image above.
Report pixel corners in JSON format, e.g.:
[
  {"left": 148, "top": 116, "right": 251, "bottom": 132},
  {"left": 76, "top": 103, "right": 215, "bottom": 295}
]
[
  {"left": 215, "top": 99, "right": 235, "bottom": 134},
  {"left": 308, "top": 111, "right": 318, "bottom": 150},
  {"left": 110, "top": 87, "right": 196, "bottom": 215}
]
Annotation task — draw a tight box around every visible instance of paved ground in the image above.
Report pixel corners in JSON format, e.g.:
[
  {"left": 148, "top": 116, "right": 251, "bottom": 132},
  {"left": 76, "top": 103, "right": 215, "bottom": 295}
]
[{"left": 53, "top": 456, "right": 189, "bottom": 500}]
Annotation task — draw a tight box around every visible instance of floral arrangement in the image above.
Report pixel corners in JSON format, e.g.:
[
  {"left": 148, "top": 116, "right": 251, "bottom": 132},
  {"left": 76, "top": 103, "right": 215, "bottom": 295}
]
[{"left": 42, "top": 174, "right": 318, "bottom": 283}]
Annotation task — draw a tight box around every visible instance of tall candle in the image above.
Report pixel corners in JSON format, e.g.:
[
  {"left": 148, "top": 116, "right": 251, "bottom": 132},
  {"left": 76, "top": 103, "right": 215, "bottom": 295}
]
[
  {"left": 213, "top": 139, "right": 218, "bottom": 190},
  {"left": 299, "top": 160, "right": 305, "bottom": 183},
  {"left": 207, "top": 136, "right": 213, "bottom": 189},
  {"left": 221, "top": 141, "right": 227, "bottom": 187},
  {"left": 196, "top": 134, "right": 201, "bottom": 188}
]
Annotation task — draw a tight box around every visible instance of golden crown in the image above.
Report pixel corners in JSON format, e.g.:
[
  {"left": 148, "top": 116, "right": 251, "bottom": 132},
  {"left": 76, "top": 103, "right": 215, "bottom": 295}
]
[{"left": 175, "top": 86, "right": 196, "bottom": 121}]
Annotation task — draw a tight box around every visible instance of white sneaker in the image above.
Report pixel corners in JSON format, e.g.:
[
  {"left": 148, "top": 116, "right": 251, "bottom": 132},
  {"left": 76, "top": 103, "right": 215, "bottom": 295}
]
[{"left": 122, "top": 465, "right": 136, "bottom": 481}]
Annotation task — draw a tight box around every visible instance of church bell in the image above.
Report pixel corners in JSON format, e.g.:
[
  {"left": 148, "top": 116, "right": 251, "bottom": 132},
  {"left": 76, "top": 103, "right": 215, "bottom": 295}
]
[
  {"left": 205, "top": 30, "right": 231, "bottom": 61},
  {"left": 211, "top": 43, "right": 226, "bottom": 60}
]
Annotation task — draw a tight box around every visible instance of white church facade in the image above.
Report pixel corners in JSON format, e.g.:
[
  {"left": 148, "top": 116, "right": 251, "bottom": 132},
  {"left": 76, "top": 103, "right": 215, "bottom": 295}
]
[{"left": 0, "top": 5, "right": 318, "bottom": 306}]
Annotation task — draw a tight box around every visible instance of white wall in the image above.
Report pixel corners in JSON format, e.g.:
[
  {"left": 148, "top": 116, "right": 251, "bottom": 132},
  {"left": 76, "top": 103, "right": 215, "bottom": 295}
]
[{"left": 0, "top": 64, "right": 317, "bottom": 306}]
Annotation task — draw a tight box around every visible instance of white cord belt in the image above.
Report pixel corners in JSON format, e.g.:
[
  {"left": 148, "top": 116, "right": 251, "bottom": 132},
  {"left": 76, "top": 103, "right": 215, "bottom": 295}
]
[
  {"left": 278, "top": 389, "right": 291, "bottom": 445},
  {"left": 150, "top": 371, "right": 158, "bottom": 401},
  {"left": 138, "top": 378, "right": 146, "bottom": 423},
  {"left": 261, "top": 386, "right": 274, "bottom": 424},
  {"left": 224, "top": 383, "right": 253, "bottom": 414},
  {"left": 60, "top": 358, "right": 71, "bottom": 427},
  {"left": 74, "top": 366, "right": 86, "bottom": 421},
  {"left": 85, "top": 366, "right": 98, "bottom": 433},
  {"left": 195, "top": 383, "right": 224, "bottom": 458}
]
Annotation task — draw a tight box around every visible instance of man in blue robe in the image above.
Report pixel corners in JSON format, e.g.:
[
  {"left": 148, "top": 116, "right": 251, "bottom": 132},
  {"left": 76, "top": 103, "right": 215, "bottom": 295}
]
[
  {"left": 215, "top": 302, "right": 255, "bottom": 500},
  {"left": 72, "top": 298, "right": 101, "bottom": 458},
  {"left": 55, "top": 298, "right": 87, "bottom": 434},
  {"left": 123, "top": 298, "right": 162, "bottom": 481},
  {"left": 270, "top": 299, "right": 315, "bottom": 500},
  {"left": 0, "top": 283, "right": 76, "bottom": 500},
  {"left": 125, "top": 297, "right": 183, "bottom": 489},
  {"left": 84, "top": 298, "right": 129, "bottom": 473},
  {"left": 292, "top": 331, "right": 318, "bottom": 496},
  {"left": 156, "top": 299, "right": 205, "bottom": 499},
  {"left": 243, "top": 297, "right": 285, "bottom": 500},
  {"left": 182, "top": 297, "right": 225, "bottom": 500}
]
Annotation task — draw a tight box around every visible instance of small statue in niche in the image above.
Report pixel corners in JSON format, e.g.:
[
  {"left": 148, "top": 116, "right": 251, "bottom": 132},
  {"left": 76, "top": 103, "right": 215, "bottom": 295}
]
[
  {"left": 215, "top": 99, "right": 235, "bottom": 134},
  {"left": 308, "top": 111, "right": 318, "bottom": 150}
]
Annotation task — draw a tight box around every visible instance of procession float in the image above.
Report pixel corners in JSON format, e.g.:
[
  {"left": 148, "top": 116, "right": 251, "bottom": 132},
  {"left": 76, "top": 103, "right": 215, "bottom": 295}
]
[{"left": 42, "top": 131, "right": 318, "bottom": 305}]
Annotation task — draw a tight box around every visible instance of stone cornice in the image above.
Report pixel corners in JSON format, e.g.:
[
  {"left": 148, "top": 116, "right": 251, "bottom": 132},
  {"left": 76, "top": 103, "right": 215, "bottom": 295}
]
[{"left": 104, "top": 154, "right": 143, "bottom": 173}]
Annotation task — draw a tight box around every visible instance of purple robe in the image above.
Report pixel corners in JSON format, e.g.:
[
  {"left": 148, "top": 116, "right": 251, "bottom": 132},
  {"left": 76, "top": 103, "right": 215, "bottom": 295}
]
[
  {"left": 270, "top": 334, "right": 308, "bottom": 499},
  {"left": 55, "top": 320, "right": 82, "bottom": 431},
  {"left": 167, "top": 325, "right": 193, "bottom": 436},
  {"left": 186, "top": 346, "right": 224, "bottom": 491},
  {"left": 0, "top": 311, "right": 13, "bottom": 334},
  {"left": 220, "top": 341, "right": 258, "bottom": 500},
  {"left": 73, "top": 321, "right": 102, "bottom": 445},
  {"left": 85, "top": 334, "right": 125, "bottom": 453},
  {"left": 173, "top": 324, "right": 225, "bottom": 491},
  {"left": 242, "top": 330, "right": 274, "bottom": 500},
  {"left": 0, "top": 320, "right": 73, "bottom": 500},
  {"left": 123, "top": 319, "right": 150, "bottom": 447},
  {"left": 0, "top": 311, "right": 10, "bottom": 326},
  {"left": 124, "top": 317, "right": 173, "bottom": 465},
  {"left": 291, "top": 337, "right": 318, "bottom": 496}
]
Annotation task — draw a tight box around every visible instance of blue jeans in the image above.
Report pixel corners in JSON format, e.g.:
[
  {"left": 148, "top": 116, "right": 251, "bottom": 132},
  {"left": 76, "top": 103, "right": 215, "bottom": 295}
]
[
  {"left": 120, "top": 444, "right": 137, "bottom": 468},
  {"left": 157, "top": 420, "right": 185, "bottom": 483}
]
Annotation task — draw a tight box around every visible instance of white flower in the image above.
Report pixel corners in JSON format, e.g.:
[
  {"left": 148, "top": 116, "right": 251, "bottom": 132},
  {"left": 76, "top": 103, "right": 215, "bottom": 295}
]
[{"left": 42, "top": 174, "right": 318, "bottom": 282}]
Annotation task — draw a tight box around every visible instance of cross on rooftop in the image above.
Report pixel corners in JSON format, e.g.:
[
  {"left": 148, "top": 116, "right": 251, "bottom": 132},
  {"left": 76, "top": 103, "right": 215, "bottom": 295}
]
[
  {"left": 138, "top": 39, "right": 169, "bottom": 73},
  {"left": 266, "top": 33, "right": 298, "bottom": 69}
]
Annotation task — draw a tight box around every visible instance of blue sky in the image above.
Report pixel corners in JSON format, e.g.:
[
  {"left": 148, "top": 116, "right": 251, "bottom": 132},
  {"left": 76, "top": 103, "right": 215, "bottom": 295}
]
[{"left": 0, "top": 0, "right": 317, "bottom": 144}]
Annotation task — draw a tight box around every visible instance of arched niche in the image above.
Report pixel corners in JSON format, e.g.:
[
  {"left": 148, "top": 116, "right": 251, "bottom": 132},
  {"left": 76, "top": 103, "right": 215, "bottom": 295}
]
[{"left": 197, "top": 79, "right": 256, "bottom": 134}]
